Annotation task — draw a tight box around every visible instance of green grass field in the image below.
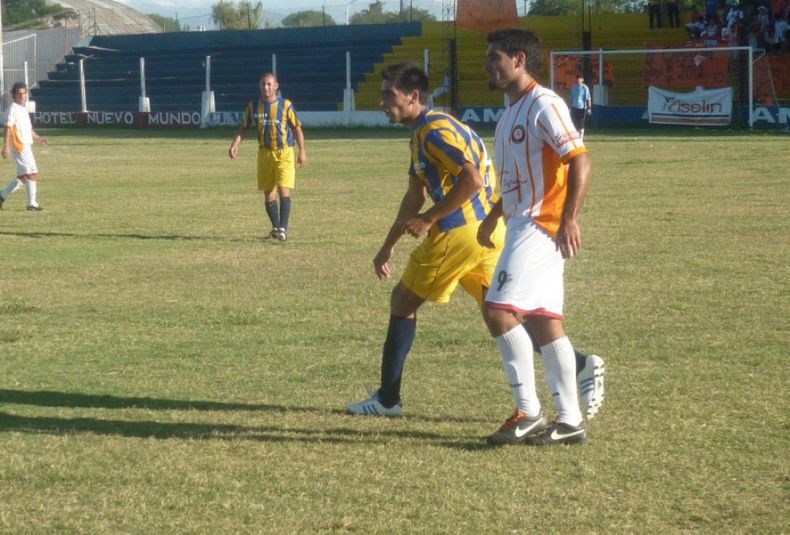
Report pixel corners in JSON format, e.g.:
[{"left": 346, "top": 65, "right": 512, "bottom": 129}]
[{"left": 0, "top": 127, "right": 788, "bottom": 533}]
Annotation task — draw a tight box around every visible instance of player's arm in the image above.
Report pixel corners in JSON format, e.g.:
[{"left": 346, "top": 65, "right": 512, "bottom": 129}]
[
  {"left": 402, "top": 161, "right": 483, "bottom": 238},
  {"left": 1, "top": 126, "right": 10, "bottom": 159},
  {"left": 557, "top": 151, "right": 591, "bottom": 259},
  {"left": 294, "top": 124, "right": 307, "bottom": 167},
  {"left": 228, "top": 125, "right": 247, "bottom": 159},
  {"left": 374, "top": 174, "right": 427, "bottom": 280},
  {"left": 32, "top": 129, "right": 48, "bottom": 146},
  {"left": 229, "top": 106, "right": 252, "bottom": 159},
  {"left": 477, "top": 198, "right": 503, "bottom": 249}
]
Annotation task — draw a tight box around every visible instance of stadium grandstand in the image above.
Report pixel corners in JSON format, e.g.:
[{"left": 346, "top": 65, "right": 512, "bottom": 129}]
[{"left": 12, "top": 2, "right": 789, "bottom": 127}]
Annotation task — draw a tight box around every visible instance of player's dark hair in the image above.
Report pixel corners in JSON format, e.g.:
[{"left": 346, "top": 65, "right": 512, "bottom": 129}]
[
  {"left": 10, "top": 81, "right": 27, "bottom": 97},
  {"left": 486, "top": 29, "right": 542, "bottom": 78},
  {"left": 381, "top": 63, "right": 429, "bottom": 104}
]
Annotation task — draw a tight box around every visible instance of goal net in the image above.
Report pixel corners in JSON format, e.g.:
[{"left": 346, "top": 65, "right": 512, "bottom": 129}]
[{"left": 549, "top": 46, "right": 758, "bottom": 127}]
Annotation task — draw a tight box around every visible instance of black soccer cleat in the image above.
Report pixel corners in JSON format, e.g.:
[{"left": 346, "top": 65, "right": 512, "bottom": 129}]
[{"left": 524, "top": 421, "right": 587, "bottom": 446}]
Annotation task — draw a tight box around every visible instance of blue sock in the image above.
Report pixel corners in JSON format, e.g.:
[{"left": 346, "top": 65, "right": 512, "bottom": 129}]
[
  {"left": 279, "top": 197, "right": 292, "bottom": 231},
  {"left": 522, "top": 322, "right": 587, "bottom": 374},
  {"left": 378, "top": 315, "right": 416, "bottom": 407},
  {"left": 265, "top": 200, "right": 279, "bottom": 229}
]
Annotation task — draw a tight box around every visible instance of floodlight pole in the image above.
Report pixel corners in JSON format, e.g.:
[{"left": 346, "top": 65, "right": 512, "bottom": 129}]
[{"left": 346, "top": 0, "right": 363, "bottom": 25}]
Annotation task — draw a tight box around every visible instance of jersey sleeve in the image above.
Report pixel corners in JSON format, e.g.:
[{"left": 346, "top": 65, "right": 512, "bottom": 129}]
[
  {"left": 286, "top": 101, "right": 301, "bottom": 129},
  {"left": 536, "top": 98, "right": 588, "bottom": 163},
  {"left": 4, "top": 108, "right": 15, "bottom": 127},
  {"left": 242, "top": 101, "right": 253, "bottom": 129},
  {"left": 422, "top": 128, "right": 467, "bottom": 177}
]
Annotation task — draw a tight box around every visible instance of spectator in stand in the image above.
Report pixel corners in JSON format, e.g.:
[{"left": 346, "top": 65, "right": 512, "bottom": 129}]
[
  {"left": 775, "top": 15, "right": 789, "bottom": 49},
  {"left": 687, "top": 7, "right": 708, "bottom": 37},
  {"left": 705, "top": 14, "right": 724, "bottom": 45},
  {"left": 771, "top": 0, "right": 787, "bottom": 20},
  {"left": 649, "top": 0, "right": 663, "bottom": 28},
  {"left": 706, "top": 0, "right": 720, "bottom": 19},
  {"left": 667, "top": 0, "right": 681, "bottom": 26},
  {"left": 757, "top": 6, "right": 772, "bottom": 48},
  {"left": 726, "top": 3, "right": 745, "bottom": 43}
]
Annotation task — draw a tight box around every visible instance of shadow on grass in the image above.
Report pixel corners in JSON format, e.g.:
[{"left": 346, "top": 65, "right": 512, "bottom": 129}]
[
  {"left": 0, "top": 389, "right": 492, "bottom": 424},
  {"left": 0, "top": 411, "right": 487, "bottom": 449},
  {"left": 0, "top": 389, "right": 492, "bottom": 448},
  {"left": 0, "top": 388, "right": 308, "bottom": 412}
]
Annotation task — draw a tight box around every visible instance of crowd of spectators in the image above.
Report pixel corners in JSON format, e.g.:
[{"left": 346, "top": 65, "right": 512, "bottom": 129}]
[{"left": 680, "top": 0, "right": 790, "bottom": 50}]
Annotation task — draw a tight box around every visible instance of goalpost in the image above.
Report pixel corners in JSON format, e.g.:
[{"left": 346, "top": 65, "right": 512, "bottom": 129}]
[{"left": 549, "top": 46, "right": 757, "bottom": 128}]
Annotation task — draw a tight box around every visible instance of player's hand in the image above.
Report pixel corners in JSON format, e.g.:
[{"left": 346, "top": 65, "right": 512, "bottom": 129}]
[
  {"left": 373, "top": 247, "right": 394, "bottom": 279},
  {"left": 557, "top": 219, "right": 581, "bottom": 259},
  {"left": 586, "top": 108, "right": 592, "bottom": 116},
  {"left": 297, "top": 152, "right": 307, "bottom": 167},
  {"left": 477, "top": 215, "right": 499, "bottom": 249},
  {"left": 39, "top": 137, "right": 49, "bottom": 146},
  {"left": 228, "top": 145, "right": 238, "bottom": 159},
  {"left": 403, "top": 214, "right": 432, "bottom": 238},
  {"left": 1, "top": 147, "right": 7, "bottom": 160}
]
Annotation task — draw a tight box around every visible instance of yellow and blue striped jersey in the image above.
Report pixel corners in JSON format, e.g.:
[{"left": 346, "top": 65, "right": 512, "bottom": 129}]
[
  {"left": 409, "top": 109, "right": 497, "bottom": 233},
  {"left": 243, "top": 97, "right": 301, "bottom": 150}
]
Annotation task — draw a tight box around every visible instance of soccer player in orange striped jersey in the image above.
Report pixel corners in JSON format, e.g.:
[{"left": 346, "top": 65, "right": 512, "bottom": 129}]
[
  {"left": 346, "top": 63, "right": 505, "bottom": 418},
  {"left": 229, "top": 73, "right": 307, "bottom": 241},
  {"left": 0, "top": 82, "right": 48, "bottom": 212},
  {"left": 479, "top": 29, "right": 604, "bottom": 445}
]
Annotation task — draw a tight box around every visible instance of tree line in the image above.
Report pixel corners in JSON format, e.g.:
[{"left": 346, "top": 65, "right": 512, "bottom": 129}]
[{"left": 3, "top": 0, "right": 658, "bottom": 31}]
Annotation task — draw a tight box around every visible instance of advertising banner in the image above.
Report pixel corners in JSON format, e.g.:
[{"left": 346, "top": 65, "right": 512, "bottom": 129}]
[{"left": 647, "top": 86, "right": 732, "bottom": 125}]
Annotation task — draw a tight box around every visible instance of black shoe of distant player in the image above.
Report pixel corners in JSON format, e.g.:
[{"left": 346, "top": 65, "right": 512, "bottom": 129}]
[
  {"left": 26, "top": 204, "right": 43, "bottom": 211},
  {"left": 524, "top": 421, "right": 587, "bottom": 446},
  {"left": 263, "top": 229, "right": 278, "bottom": 241},
  {"left": 275, "top": 228, "right": 287, "bottom": 241}
]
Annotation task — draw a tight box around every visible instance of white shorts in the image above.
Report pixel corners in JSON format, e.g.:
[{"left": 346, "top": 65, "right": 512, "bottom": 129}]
[
  {"left": 14, "top": 147, "right": 38, "bottom": 177},
  {"left": 484, "top": 216, "right": 565, "bottom": 319}
]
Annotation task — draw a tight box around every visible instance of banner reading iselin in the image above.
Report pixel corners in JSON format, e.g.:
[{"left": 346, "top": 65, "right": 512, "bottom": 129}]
[{"left": 457, "top": 0, "right": 518, "bottom": 32}]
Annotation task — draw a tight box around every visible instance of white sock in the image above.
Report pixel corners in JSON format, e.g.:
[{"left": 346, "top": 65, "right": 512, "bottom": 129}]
[
  {"left": 496, "top": 325, "right": 540, "bottom": 415},
  {"left": 541, "top": 336, "right": 583, "bottom": 426},
  {"left": 1, "top": 178, "right": 22, "bottom": 199},
  {"left": 25, "top": 180, "right": 38, "bottom": 207}
]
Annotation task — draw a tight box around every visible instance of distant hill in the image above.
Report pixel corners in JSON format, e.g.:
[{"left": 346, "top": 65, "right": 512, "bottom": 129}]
[{"left": 47, "top": 0, "right": 162, "bottom": 34}]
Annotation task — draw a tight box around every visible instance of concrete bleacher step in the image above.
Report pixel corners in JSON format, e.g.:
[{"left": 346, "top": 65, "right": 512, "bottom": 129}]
[{"left": 34, "top": 24, "right": 420, "bottom": 113}]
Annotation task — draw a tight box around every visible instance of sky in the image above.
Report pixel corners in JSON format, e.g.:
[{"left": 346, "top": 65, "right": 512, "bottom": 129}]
[{"left": 116, "top": 0, "right": 446, "bottom": 30}]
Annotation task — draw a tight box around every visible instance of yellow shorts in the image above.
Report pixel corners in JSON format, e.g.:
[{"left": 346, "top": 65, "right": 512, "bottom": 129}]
[
  {"left": 401, "top": 219, "right": 506, "bottom": 305},
  {"left": 257, "top": 146, "right": 296, "bottom": 191}
]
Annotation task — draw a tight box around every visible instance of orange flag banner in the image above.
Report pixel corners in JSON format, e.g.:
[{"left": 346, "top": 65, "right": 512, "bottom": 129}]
[{"left": 456, "top": 0, "right": 518, "bottom": 32}]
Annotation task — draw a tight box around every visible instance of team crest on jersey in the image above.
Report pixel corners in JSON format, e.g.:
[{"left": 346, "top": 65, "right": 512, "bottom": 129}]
[{"left": 510, "top": 125, "right": 526, "bottom": 144}]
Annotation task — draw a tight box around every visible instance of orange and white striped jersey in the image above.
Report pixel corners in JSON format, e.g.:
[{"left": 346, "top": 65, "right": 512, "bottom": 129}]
[
  {"left": 494, "top": 81, "right": 588, "bottom": 239},
  {"left": 4, "top": 102, "right": 33, "bottom": 153}
]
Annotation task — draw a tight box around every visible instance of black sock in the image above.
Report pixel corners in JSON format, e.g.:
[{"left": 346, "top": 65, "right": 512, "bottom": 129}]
[
  {"left": 265, "top": 200, "right": 279, "bottom": 229},
  {"left": 378, "top": 315, "right": 416, "bottom": 407},
  {"left": 279, "top": 197, "right": 292, "bottom": 231}
]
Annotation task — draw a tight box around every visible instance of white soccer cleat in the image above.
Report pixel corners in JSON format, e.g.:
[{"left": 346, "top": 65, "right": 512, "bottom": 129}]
[
  {"left": 578, "top": 354, "right": 605, "bottom": 419},
  {"left": 346, "top": 386, "right": 403, "bottom": 417}
]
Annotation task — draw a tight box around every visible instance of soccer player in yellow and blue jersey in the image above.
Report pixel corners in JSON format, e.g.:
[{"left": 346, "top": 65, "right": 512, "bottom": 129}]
[
  {"left": 229, "top": 73, "right": 307, "bottom": 241},
  {"left": 347, "top": 63, "right": 506, "bottom": 417}
]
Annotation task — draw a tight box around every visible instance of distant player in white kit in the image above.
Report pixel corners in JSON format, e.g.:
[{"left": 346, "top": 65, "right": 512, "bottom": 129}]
[
  {"left": 479, "top": 28, "right": 604, "bottom": 446},
  {"left": 0, "top": 82, "right": 48, "bottom": 211}
]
